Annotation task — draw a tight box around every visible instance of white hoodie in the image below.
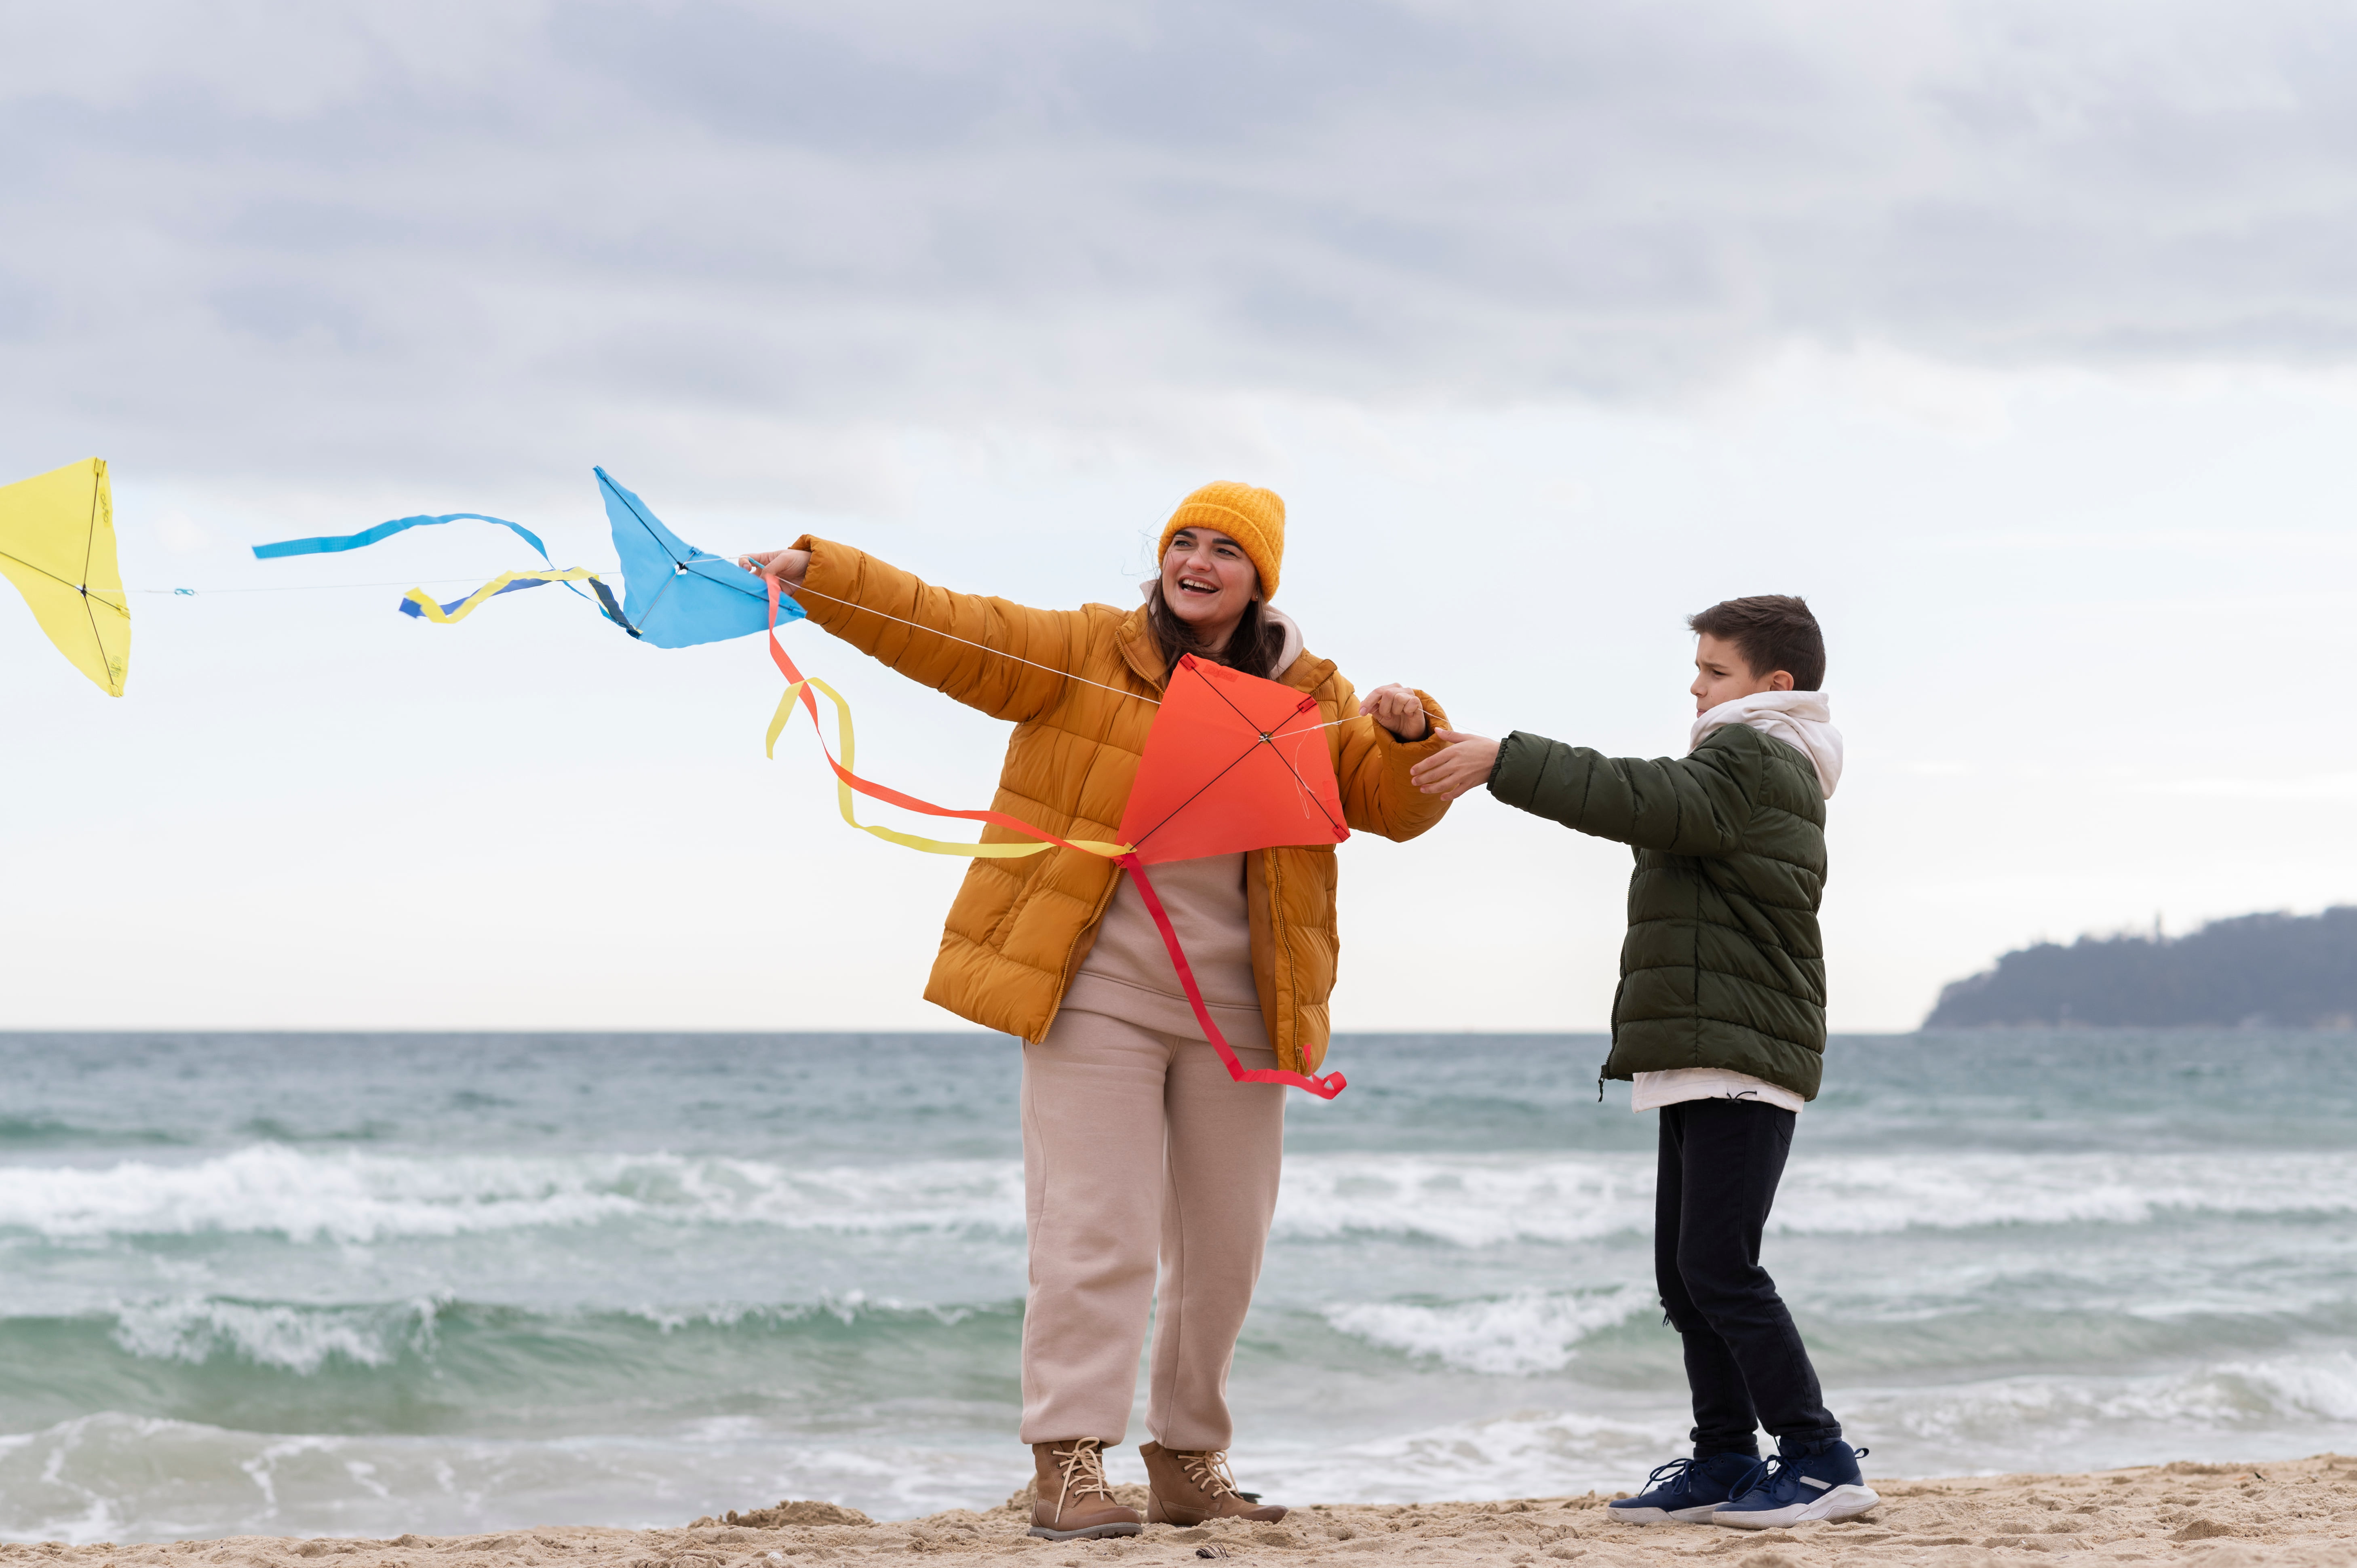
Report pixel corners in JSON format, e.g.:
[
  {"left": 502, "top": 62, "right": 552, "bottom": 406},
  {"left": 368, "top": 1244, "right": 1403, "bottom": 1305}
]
[
  {"left": 1690, "top": 689, "right": 1843, "bottom": 799},
  {"left": 1632, "top": 689, "right": 1842, "bottom": 1116}
]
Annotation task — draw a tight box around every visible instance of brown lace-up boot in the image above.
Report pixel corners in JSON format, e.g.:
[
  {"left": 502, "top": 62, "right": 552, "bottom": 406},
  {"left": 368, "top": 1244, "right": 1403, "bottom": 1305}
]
[
  {"left": 1139, "top": 1441, "right": 1288, "bottom": 1525},
  {"left": 1029, "top": 1438, "right": 1143, "bottom": 1540}
]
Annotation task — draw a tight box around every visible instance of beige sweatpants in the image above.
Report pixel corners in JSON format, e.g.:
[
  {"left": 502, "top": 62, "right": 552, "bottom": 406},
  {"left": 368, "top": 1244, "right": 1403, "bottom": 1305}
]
[{"left": 1017, "top": 1006, "right": 1286, "bottom": 1450}]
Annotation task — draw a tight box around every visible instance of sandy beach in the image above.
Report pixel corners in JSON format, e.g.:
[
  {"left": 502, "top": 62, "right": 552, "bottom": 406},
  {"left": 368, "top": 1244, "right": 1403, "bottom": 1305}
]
[{"left": 9, "top": 1455, "right": 2351, "bottom": 1567}]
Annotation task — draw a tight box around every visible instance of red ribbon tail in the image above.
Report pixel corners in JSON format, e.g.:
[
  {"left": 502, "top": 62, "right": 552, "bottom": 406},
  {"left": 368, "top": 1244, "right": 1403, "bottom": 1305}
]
[
  {"left": 1118, "top": 854, "right": 1347, "bottom": 1101},
  {"left": 767, "top": 573, "right": 824, "bottom": 723},
  {"left": 766, "top": 572, "right": 1125, "bottom": 855}
]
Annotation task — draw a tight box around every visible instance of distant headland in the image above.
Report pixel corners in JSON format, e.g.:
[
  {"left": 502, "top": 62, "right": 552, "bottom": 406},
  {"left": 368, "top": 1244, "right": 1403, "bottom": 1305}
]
[{"left": 1925, "top": 906, "right": 2357, "bottom": 1028}]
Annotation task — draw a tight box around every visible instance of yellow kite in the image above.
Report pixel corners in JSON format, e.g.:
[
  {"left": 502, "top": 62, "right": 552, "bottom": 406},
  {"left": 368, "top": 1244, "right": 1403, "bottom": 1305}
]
[{"left": 0, "top": 458, "right": 129, "bottom": 696}]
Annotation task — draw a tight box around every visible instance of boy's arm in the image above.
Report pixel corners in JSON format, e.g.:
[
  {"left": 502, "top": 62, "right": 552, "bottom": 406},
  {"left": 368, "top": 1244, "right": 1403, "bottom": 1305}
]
[{"left": 1484, "top": 730, "right": 1756, "bottom": 855}]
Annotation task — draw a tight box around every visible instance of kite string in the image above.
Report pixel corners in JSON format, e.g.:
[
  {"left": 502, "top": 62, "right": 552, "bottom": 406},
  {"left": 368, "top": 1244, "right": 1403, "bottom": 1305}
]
[
  {"left": 770, "top": 573, "right": 1442, "bottom": 736},
  {"left": 183, "top": 546, "right": 1429, "bottom": 725},
  {"left": 125, "top": 577, "right": 522, "bottom": 595},
  {"left": 175, "top": 535, "right": 1433, "bottom": 725},
  {"left": 757, "top": 573, "right": 1162, "bottom": 710},
  {"left": 216, "top": 507, "right": 1419, "bottom": 724}
]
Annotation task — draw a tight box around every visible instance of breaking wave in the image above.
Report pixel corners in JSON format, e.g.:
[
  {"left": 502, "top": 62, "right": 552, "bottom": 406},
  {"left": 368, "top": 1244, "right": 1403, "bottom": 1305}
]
[
  {"left": 1322, "top": 1290, "right": 1649, "bottom": 1375},
  {"left": 4, "top": 1145, "right": 2355, "bottom": 1248}
]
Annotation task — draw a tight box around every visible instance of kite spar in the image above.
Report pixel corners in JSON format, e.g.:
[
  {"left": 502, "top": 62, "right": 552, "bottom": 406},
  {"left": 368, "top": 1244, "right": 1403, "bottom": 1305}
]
[{"left": 0, "top": 458, "right": 130, "bottom": 696}]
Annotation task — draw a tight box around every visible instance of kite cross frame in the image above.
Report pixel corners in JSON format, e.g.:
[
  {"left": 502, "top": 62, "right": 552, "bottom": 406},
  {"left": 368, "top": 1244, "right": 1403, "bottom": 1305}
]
[{"left": 1115, "top": 653, "right": 1350, "bottom": 866}]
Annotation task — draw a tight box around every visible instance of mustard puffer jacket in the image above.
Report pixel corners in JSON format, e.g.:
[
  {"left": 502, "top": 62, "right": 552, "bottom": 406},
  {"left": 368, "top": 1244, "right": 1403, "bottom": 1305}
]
[{"left": 791, "top": 537, "right": 1454, "bottom": 1074}]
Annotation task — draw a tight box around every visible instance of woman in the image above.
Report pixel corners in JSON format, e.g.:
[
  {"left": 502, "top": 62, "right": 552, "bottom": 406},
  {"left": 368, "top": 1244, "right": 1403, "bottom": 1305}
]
[{"left": 744, "top": 482, "right": 1451, "bottom": 1541}]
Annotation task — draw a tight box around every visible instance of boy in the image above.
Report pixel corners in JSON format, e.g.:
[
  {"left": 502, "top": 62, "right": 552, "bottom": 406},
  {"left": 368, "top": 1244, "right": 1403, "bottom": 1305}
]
[{"left": 1407, "top": 595, "right": 1874, "bottom": 1530}]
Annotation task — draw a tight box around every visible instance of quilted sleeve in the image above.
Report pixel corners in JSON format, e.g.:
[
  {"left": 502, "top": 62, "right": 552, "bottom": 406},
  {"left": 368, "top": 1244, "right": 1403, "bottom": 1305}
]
[
  {"left": 1487, "top": 728, "right": 1757, "bottom": 856},
  {"left": 788, "top": 537, "right": 1088, "bottom": 724},
  {"left": 1328, "top": 671, "right": 1455, "bottom": 843}
]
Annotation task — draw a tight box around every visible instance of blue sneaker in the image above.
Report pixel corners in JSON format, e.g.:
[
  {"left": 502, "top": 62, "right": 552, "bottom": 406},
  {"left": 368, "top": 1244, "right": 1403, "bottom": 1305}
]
[
  {"left": 1606, "top": 1453, "right": 1760, "bottom": 1526},
  {"left": 1714, "top": 1442, "right": 1878, "bottom": 1528}
]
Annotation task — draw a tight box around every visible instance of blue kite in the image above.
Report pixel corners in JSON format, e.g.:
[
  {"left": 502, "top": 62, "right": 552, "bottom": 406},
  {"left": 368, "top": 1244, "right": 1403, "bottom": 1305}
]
[{"left": 251, "top": 468, "right": 805, "bottom": 648}]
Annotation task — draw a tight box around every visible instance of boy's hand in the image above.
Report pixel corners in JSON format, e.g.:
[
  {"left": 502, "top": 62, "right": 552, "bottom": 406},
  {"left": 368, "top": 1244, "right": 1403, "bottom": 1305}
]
[
  {"left": 1358, "top": 683, "right": 1432, "bottom": 741},
  {"left": 1410, "top": 731, "right": 1501, "bottom": 799}
]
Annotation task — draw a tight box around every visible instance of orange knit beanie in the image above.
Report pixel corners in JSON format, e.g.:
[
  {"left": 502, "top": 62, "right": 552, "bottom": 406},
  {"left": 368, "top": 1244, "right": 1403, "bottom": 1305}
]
[{"left": 1157, "top": 481, "right": 1286, "bottom": 601}]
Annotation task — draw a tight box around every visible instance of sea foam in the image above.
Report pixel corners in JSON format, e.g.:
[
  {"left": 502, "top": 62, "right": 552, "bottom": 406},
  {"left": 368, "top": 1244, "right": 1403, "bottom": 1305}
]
[
  {"left": 0, "top": 1145, "right": 1026, "bottom": 1243},
  {"left": 1275, "top": 1150, "right": 2357, "bottom": 1246},
  {"left": 4, "top": 1144, "right": 2354, "bottom": 1246},
  {"left": 1322, "top": 1289, "right": 1647, "bottom": 1374},
  {"left": 109, "top": 1297, "right": 438, "bottom": 1374}
]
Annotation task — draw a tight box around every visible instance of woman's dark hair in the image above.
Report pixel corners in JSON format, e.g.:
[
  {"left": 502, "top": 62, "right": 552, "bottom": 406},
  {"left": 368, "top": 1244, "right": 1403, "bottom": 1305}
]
[
  {"left": 1687, "top": 594, "right": 1826, "bottom": 691},
  {"left": 1145, "top": 582, "right": 1286, "bottom": 681}
]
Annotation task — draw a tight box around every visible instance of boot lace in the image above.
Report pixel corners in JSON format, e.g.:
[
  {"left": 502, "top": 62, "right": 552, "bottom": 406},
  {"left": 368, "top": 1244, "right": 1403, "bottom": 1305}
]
[
  {"left": 1052, "top": 1438, "right": 1117, "bottom": 1517},
  {"left": 1176, "top": 1450, "right": 1244, "bottom": 1501}
]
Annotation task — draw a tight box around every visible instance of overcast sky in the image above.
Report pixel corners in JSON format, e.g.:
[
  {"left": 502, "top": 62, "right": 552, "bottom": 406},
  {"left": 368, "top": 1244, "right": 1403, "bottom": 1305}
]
[{"left": 5, "top": 1, "right": 2354, "bottom": 1035}]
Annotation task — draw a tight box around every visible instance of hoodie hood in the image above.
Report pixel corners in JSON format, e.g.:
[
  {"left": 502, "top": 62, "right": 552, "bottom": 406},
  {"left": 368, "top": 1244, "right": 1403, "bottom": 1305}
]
[
  {"left": 1263, "top": 604, "right": 1305, "bottom": 675},
  {"left": 1691, "top": 690, "right": 1843, "bottom": 799}
]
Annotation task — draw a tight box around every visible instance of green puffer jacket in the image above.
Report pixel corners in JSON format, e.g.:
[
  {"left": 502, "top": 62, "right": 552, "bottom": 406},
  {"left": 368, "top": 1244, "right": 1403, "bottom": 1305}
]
[{"left": 1487, "top": 722, "right": 1828, "bottom": 1099}]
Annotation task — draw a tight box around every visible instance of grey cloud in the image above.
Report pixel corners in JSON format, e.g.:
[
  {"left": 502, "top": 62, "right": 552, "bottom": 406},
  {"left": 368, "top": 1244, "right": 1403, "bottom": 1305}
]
[
  {"left": 209, "top": 281, "right": 372, "bottom": 347},
  {"left": 6, "top": 0, "right": 2357, "bottom": 500},
  {"left": 550, "top": 5, "right": 1008, "bottom": 152}
]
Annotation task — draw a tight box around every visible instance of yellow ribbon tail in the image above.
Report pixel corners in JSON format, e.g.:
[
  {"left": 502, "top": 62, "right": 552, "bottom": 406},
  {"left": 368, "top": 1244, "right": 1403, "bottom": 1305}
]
[
  {"left": 770, "top": 673, "right": 1129, "bottom": 860},
  {"left": 401, "top": 568, "right": 607, "bottom": 624},
  {"left": 765, "top": 682, "right": 801, "bottom": 760}
]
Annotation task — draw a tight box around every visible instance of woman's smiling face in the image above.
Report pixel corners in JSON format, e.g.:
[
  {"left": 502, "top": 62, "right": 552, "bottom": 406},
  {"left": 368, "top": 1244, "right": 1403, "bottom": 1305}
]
[{"left": 1159, "top": 527, "right": 1260, "bottom": 644}]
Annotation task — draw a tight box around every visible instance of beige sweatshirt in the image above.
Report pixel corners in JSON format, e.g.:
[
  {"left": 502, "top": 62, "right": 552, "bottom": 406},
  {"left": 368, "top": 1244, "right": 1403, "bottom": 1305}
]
[{"left": 1057, "top": 607, "right": 1306, "bottom": 1053}]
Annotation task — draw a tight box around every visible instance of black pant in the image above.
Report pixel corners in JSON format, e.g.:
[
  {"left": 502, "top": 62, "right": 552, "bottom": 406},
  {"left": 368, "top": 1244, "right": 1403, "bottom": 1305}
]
[{"left": 1655, "top": 1098, "right": 1840, "bottom": 1457}]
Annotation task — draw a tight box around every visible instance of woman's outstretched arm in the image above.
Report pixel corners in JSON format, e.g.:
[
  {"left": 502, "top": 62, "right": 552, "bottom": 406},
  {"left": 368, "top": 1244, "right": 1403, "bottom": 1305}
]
[{"left": 743, "top": 539, "right": 1090, "bottom": 725}]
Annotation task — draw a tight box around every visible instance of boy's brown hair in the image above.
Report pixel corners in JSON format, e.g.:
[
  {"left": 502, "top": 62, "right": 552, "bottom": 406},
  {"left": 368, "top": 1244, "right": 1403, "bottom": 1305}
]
[{"left": 1688, "top": 595, "right": 1825, "bottom": 691}]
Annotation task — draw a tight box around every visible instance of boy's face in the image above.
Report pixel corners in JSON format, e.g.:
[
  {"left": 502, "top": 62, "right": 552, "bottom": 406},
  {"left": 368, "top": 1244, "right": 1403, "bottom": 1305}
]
[{"left": 1692, "top": 632, "right": 1795, "bottom": 714}]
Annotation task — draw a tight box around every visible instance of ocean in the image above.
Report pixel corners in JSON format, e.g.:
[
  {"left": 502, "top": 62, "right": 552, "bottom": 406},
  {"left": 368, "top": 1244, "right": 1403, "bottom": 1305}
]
[{"left": 0, "top": 1029, "right": 2351, "bottom": 1542}]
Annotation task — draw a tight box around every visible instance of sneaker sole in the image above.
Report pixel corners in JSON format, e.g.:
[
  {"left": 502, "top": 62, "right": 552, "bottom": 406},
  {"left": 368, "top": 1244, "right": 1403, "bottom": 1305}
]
[
  {"left": 1607, "top": 1503, "right": 1721, "bottom": 1526},
  {"left": 1028, "top": 1523, "right": 1144, "bottom": 1541},
  {"left": 1714, "top": 1485, "right": 1880, "bottom": 1529}
]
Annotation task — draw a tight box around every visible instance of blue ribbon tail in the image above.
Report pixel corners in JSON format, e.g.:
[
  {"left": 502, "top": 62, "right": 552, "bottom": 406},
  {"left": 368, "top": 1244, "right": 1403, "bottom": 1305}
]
[{"left": 253, "top": 512, "right": 555, "bottom": 566}]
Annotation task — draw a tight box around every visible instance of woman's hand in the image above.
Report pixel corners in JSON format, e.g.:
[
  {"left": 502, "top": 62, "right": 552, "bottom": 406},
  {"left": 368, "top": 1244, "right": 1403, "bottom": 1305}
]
[
  {"left": 739, "top": 548, "right": 810, "bottom": 589},
  {"left": 1359, "top": 683, "right": 1432, "bottom": 742},
  {"left": 1409, "top": 731, "right": 1501, "bottom": 799}
]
